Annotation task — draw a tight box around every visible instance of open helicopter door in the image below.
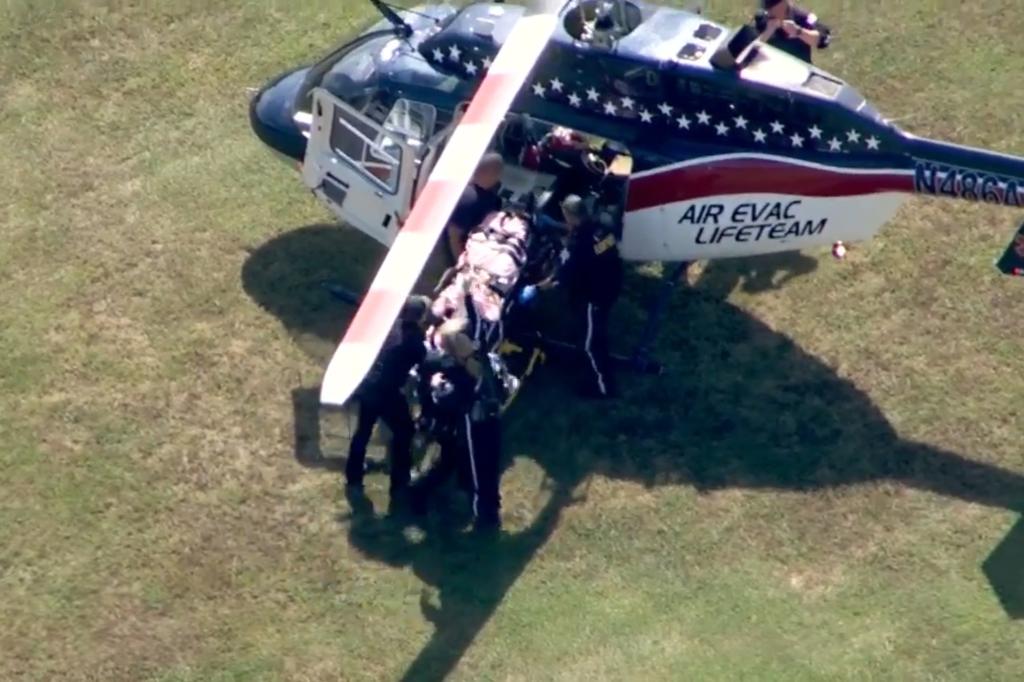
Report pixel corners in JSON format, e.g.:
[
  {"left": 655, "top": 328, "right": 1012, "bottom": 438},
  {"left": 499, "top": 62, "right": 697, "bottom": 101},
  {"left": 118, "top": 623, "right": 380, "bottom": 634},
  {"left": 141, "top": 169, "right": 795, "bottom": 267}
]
[
  {"left": 301, "top": 90, "right": 431, "bottom": 247},
  {"left": 318, "top": 1, "right": 563, "bottom": 408}
]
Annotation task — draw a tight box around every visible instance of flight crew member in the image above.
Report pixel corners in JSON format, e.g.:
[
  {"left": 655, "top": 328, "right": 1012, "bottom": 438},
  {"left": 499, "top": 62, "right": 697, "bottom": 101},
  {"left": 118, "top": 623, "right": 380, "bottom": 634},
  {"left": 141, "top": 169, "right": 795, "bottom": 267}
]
[
  {"left": 346, "top": 295, "right": 431, "bottom": 491},
  {"left": 445, "top": 152, "right": 504, "bottom": 265},
  {"left": 543, "top": 194, "right": 623, "bottom": 398},
  {"left": 754, "top": 0, "right": 832, "bottom": 64}
]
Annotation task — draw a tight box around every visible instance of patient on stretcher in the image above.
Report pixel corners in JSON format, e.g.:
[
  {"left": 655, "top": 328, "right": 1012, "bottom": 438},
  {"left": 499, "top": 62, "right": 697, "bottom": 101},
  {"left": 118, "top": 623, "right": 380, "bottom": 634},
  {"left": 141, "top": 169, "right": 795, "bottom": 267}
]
[{"left": 431, "top": 209, "right": 533, "bottom": 334}]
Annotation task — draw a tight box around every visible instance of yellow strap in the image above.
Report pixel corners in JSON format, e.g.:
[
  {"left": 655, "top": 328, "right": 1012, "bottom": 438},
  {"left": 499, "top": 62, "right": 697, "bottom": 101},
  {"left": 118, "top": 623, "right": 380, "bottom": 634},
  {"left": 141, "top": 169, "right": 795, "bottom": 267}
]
[
  {"left": 499, "top": 340, "right": 524, "bottom": 356},
  {"left": 593, "top": 234, "right": 617, "bottom": 255},
  {"left": 501, "top": 347, "right": 545, "bottom": 412}
]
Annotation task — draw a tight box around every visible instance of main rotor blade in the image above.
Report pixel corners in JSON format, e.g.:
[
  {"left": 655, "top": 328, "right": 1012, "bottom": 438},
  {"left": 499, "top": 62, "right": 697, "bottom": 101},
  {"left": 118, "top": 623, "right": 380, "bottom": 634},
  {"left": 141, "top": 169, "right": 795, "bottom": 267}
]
[{"left": 319, "top": 5, "right": 560, "bottom": 407}]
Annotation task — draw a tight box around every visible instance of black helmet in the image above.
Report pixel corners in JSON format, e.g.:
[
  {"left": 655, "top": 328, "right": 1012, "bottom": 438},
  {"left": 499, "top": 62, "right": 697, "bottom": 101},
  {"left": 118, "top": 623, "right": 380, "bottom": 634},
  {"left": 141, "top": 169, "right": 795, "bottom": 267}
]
[{"left": 400, "top": 295, "right": 431, "bottom": 323}]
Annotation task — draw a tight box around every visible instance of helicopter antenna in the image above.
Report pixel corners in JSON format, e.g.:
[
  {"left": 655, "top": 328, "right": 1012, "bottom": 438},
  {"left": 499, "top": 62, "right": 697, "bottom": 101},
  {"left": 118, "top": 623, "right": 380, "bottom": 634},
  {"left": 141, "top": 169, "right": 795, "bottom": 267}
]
[
  {"left": 369, "top": 0, "right": 414, "bottom": 38},
  {"left": 378, "top": 0, "right": 441, "bottom": 25}
]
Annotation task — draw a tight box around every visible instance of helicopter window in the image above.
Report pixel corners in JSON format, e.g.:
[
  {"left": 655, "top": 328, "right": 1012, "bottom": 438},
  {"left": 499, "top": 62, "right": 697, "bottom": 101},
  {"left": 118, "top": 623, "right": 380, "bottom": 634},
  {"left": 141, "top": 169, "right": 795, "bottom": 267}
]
[
  {"left": 382, "top": 99, "right": 437, "bottom": 146},
  {"left": 678, "top": 43, "right": 706, "bottom": 61},
  {"left": 804, "top": 72, "right": 842, "bottom": 98},
  {"left": 563, "top": 0, "right": 643, "bottom": 43},
  {"left": 693, "top": 23, "right": 722, "bottom": 41},
  {"left": 329, "top": 104, "right": 403, "bottom": 193}
]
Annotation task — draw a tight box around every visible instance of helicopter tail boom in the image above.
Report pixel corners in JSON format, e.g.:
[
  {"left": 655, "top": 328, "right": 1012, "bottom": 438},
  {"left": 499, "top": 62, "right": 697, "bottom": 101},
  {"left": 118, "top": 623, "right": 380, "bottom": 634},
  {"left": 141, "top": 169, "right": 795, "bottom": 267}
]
[
  {"left": 905, "top": 134, "right": 1024, "bottom": 209},
  {"left": 902, "top": 134, "right": 1024, "bottom": 275}
]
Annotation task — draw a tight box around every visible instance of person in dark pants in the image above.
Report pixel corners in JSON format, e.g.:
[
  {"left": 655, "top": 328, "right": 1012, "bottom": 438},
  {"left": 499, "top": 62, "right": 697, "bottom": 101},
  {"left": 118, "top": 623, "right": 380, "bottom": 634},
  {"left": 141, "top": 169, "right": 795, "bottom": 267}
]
[
  {"left": 445, "top": 152, "right": 504, "bottom": 265},
  {"left": 411, "top": 321, "right": 503, "bottom": 531},
  {"left": 346, "top": 295, "right": 431, "bottom": 491},
  {"left": 546, "top": 194, "right": 623, "bottom": 398},
  {"left": 753, "top": 0, "right": 832, "bottom": 64}
]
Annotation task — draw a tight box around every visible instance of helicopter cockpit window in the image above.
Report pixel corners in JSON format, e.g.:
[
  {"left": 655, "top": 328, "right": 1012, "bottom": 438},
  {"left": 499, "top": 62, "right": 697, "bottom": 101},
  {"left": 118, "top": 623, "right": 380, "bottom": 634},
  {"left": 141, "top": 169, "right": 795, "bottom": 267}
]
[{"left": 329, "top": 105, "right": 403, "bottom": 193}]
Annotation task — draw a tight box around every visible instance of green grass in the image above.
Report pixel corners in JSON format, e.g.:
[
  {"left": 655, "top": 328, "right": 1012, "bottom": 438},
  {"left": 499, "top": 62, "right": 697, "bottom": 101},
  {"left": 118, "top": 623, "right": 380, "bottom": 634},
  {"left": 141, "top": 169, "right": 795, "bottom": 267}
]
[{"left": 2, "top": 1, "right": 1023, "bottom": 680}]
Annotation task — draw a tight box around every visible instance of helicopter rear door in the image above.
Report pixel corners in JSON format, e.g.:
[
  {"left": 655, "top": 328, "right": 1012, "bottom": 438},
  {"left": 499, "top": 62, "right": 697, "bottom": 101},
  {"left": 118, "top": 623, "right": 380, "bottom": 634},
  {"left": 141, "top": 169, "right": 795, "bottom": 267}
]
[{"left": 301, "top": 89, "right": 431, "bottom": 246}]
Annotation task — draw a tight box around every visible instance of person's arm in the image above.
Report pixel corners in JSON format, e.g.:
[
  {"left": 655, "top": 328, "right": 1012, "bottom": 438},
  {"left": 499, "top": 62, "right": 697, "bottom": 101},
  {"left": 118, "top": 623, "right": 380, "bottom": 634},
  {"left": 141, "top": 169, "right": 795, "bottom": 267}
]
[
  {"left": 784, "top": 13, "right": 831, "bottom": 49},
  {"left": 758, "top": 17, "right": 782, "bottom": 43},
  {"left": 446, "top": 223, "right": 466, "bottom": 260}
]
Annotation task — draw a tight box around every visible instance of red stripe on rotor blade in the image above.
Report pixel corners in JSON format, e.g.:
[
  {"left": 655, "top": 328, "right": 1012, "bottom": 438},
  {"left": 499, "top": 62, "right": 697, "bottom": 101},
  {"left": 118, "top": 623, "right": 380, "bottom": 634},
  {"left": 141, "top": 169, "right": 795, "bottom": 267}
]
[
  {"left": 461, "top": 73, "right": 518, "bottom": 126},
  {"left": 626, "top": 159, "right": 915, "bottom": 211},
  {"left": 403, "top": 179, "right": 462, "bottom": 234},
  {"left": 342, "top": 287, "right": 405, "bottom": 346}
]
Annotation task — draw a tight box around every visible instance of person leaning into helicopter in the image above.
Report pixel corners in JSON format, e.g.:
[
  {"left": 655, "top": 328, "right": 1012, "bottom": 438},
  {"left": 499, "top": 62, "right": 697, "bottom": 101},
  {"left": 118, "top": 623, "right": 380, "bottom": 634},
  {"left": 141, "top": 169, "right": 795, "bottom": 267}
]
[
  {"left": 753, "top": 0, "right": 832, "bottom": 64},
  {"left": 444, "top": 152, "right": 504, "bottom": 266},
  {"left": 345, "top": 295, "right": 431, "bottom": 493},
  {"left": 527, "top": 194, "right": 623, "bottom": 399}
]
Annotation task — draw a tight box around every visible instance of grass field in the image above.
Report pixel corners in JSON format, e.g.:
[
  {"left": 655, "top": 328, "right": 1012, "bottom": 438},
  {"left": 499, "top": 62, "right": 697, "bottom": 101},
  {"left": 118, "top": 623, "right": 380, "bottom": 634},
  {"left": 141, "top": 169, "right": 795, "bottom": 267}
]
[{"left": 2, "top": 0, "right": 1024, "bottom": 679}]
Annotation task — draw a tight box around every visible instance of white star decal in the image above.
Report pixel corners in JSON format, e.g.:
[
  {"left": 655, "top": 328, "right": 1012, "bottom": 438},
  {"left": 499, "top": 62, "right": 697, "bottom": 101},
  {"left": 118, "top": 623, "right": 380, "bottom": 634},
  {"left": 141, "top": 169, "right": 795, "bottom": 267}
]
[
  {"left": 715, "top": 122, "right": 729, "bottom": 136},
  {"left": 464, "top": 61, "right": 478, "bottom": 75},
  {"left": 532, "top": 82, "right": 545, "bottom": 97},
  {"left": 639, "top": 108, "right": 653, "bottom": 123},
  {"left": 676, "top": 114, "right": 691, "bottom": 129},
  {"left": 550, "top": 78, "right": 564, "bottom": 93},
  {"left": 603, "top": 101, "right": 617, "bottom": 116},
  {"left": 827, "top": 137, "right": 842, "bottom": 152},
  {"left": 846, "top": 129, "right": 861, "bottom": 143},
  {"left": 586, "top": 87, "right": 599, "bottom": 102},
  {"left": 568, "top": 92, "right": 581, "bottom": 107},
  {"left": 770, "top": 120, "right": 785, "bottom": 134},
  {"left": 790, "top": 132, "right": 805, "bottom": 147},
  {"left": 448, "top": 44, "right": 461, "bottom": 61},
  {"left": 733, "top": 115, "right": 748, "bottom": 129},
  {"left": 809, "top": 125, "right": 823, "bottom": 139},
  {"left": 621, "top": 96, "right": 635, "bottom": 110},
  {"left": 696, "top": 110, "right": 711, "bottom": 125},
  {"left": 481, "top": 56, "right": 492, "bottom": 69},
  {"left": 753, "top": 129, "right": 767, "bottom": 143},
  {"left": 658, "top": 102, "right": 673, "bottom": 116},
  {"left": 432, "top": 47, "right": 444, "bottom": 62},
  {"left": 866, "top": 136, "right": 880, "bottom": 150}
]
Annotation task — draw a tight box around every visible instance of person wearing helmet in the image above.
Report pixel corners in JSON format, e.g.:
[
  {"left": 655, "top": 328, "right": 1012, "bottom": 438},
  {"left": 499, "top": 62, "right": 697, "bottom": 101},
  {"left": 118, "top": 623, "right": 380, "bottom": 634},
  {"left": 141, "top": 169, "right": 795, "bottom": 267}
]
[
  {"left": 554, "top": 194, "right": 623, "bottom": 398},
  {"left": 345, "top": 295, "right": 431, "bottom": 492}
]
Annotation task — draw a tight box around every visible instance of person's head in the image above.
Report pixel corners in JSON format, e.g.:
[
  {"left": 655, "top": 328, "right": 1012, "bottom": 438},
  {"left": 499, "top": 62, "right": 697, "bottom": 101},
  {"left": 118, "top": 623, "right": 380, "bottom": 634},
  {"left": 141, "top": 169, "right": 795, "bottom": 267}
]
[
  {"left": 437, "top": 318, "right": 473, "bottom": 361},
  {"left": 560, "top": 194, "right": 586, "bottom": 229},
  {"left": 400, "top": 294, "right": 432, "bottom": 329},
  {"left": 473, "top": 152, "right": 504, "bottom": 189},
  {"left": 762, "top": 0, "right": 790, "bottom": 19}
]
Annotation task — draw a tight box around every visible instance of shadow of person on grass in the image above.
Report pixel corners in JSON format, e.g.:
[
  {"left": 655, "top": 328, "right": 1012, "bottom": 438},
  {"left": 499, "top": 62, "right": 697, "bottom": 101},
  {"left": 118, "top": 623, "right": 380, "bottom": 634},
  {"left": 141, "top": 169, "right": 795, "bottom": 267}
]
[
  {"left": 694, "top": 250, "right": 819, "bottom": 299},
  {"left": 243, "top": 223, "right": 1024, "bottom": 681}
]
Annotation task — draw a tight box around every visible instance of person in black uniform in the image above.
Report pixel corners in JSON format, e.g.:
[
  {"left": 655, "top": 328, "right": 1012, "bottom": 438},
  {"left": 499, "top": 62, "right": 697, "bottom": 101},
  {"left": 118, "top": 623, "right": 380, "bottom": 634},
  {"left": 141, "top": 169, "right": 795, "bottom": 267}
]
[
  {"left": 410, "top": 321, "right": 503, "bottom": 531},
  {"left": 754, "top": 0, "right": 832, "bottom": 64},
  {"left": 345, "top": 295, "right": 431, "bottom": 491},
  {"left": 545, "top": 194, "right": 623, "bottom": 399},
  {"left": 445, "top": 152, "right": 504, "bottom": 265}
]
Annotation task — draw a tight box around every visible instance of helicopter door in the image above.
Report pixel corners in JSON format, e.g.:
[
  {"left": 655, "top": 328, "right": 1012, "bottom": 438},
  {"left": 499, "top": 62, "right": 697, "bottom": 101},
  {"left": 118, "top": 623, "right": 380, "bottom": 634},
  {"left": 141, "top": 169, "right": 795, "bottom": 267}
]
[{"left": 302, "top": 89, "right": 425, "bottom": 246}]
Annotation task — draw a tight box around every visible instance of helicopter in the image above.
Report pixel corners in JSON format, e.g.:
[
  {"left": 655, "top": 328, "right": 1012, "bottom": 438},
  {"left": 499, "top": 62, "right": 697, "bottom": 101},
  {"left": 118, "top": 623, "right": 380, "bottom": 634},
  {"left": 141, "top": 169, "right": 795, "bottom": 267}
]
[{"left": 249, "top": 0, "right": 1024, "bottom": 409}]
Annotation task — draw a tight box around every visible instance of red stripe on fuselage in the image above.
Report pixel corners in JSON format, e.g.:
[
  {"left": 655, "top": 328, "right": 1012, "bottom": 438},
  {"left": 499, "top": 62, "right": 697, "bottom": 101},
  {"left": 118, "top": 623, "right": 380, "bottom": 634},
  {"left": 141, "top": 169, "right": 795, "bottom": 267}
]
[{"left": 626, "top": 158, "right": 915, "bottom": 212}]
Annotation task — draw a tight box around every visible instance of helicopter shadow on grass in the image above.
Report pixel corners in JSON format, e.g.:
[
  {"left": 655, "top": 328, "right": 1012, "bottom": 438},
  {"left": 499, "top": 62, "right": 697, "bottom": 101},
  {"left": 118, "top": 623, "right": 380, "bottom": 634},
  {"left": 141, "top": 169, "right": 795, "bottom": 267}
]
[{"left": 242, "top": 223, "right": 1024, "bottom": 681}]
